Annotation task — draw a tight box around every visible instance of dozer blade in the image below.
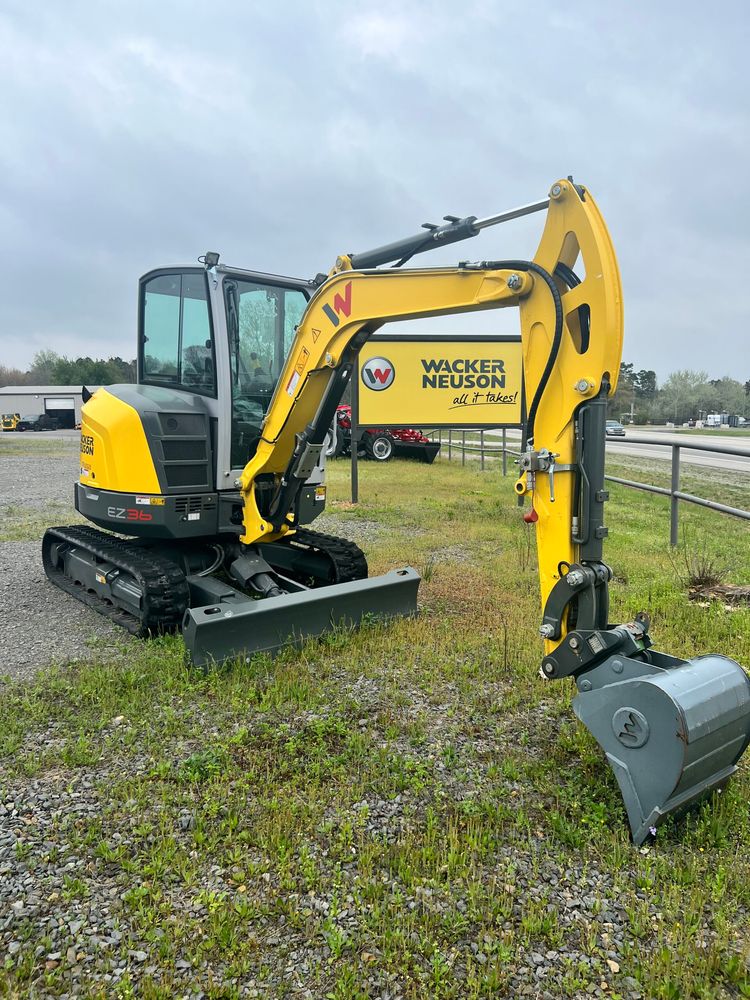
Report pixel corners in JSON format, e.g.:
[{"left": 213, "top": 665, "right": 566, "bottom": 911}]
[
  {"left": 182, "top": 567, "right": 420, "bottom": 668},
  {"left": 573, "top": 652, "right": 750, "bottom": 844}
]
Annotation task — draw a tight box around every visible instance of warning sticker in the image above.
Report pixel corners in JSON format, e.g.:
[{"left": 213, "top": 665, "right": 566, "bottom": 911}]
[
  {"left": 295, "top": 346, "right": 310, "bottom": 374},
  {"left": 286, "top": 371, "right": 301, "bottom": 396},
  {"left": 314, "top": 486, "right": 326, "bottom": 502},
  {"left": 311, "top": 328, "right": 321, "bottom": 343}
]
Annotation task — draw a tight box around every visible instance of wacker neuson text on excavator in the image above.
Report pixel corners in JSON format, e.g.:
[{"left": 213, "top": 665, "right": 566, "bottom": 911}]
[{"left": 42, "top": 178, "right": 750, "bottom": 845}]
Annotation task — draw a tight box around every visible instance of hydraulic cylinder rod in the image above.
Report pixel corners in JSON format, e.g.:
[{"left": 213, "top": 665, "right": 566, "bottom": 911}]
[{"left": 348, "top": 196, "right": 551, "bottom": 270}]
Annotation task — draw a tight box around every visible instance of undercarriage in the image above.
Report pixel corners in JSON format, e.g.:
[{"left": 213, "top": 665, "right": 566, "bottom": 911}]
[{"left": 42, "top": 525, "right": 419, "bottom": 664}]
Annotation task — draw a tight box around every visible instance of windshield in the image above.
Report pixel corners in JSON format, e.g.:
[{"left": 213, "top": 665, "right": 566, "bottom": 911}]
[{"left": 225, "top": 277, "right": 307, "bottom": 469}]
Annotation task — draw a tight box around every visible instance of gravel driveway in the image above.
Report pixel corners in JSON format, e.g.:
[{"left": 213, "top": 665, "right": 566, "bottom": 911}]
[{"left": 0, "top": 437, "right": 135, "bottom": 681}]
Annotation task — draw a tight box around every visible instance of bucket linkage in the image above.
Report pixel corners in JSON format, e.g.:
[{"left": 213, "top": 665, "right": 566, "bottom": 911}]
[
  {"left": 542, "top": 610, "right": 750, "bottom": 844},
  {"left": 532, "top": 392, "right": 750, "bottom": 843}
]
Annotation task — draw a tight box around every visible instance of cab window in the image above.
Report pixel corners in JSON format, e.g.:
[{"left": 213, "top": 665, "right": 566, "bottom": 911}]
[
  {"left": 225, "top": 279, "right": 307, "bottom": 468},
  {"left": 141, "top": 273, "right": 216, "bottom": 396}
]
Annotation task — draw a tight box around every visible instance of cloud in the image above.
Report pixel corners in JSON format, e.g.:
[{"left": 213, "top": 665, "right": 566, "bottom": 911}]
[{"left": 0, "top": 0, "right": 748, "bottom": 380}]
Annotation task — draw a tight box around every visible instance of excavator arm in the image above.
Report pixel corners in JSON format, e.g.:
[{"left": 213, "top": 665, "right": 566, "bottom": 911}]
[
  {"left": 238, "top": 178, "right": 622, "bottom": 654},
  {"left": 229, "top": 178, "right": 750, "bottom": 845}
]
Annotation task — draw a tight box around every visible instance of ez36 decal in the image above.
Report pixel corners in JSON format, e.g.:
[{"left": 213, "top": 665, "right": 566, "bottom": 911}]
[{"left": 107, "top": 507, "right": 153, "bottom": 522}]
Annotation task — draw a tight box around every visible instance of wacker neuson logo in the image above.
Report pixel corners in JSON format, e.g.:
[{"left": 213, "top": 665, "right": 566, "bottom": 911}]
[
  {"left": 362, "top": 356, "right": 395, "bottom": 390},
  {"left": 421, "top": 357, "right": 506, "bottom": 389}
]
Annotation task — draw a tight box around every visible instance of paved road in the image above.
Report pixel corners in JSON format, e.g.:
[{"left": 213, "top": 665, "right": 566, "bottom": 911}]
[
  {"left": 604, "top": 430, "right": 750, "bottom": 474},
  {"left": 484, "top": 427, "right": 750, "bottom": 474}
]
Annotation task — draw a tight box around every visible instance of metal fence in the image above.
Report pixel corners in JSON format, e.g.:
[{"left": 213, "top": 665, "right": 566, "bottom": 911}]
[
  {"left": 425, "top": 427, "right": 518, "bottom": 475},
  {"left": 426, "top": 428, "right": 750, "bottom": 545}
]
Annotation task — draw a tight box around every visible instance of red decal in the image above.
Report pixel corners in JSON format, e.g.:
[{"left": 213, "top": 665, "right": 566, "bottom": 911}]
[
  {"left": 368, "top": 367, "right": 392, "bottom": 385},
  {"left": 332, "top": 281, "right": 353, "bottom": 318}
]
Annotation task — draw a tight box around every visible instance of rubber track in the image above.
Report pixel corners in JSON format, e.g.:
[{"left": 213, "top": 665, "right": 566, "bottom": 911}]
[
  {"left": 42, "top": 525, "right": 190, "bottom": 637},
  {"left": 277, "top": 527, "right": 368, "bottom": 585}
]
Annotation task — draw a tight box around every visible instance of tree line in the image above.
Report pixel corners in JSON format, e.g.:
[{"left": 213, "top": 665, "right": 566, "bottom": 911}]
[
  {"left": 0, "top": 350, "right": 136, "bottom": 388},
  {"left": 1, "top": 350, "right": 748, "bottom": 426},
  {"left": 608, "top": 364, "right": 749, "bottom": 424}
]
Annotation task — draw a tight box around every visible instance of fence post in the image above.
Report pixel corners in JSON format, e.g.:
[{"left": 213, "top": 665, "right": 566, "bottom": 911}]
[
  {"left": 670, "top": 445, "right": 680, "bottom": 546},
  {"left": 480, "top": 429, "right": 484, "bottom": 471},
  {"left": 502, "top": 428, "right": 507, "bottom": 477},
  {"left": 462, "top": 431, "right": 466, "bottom": 466},
  {"left": 448, "top": 430, "right": 452, "bottom": 461},
  {"left": 351, "top": 356, "right": 360, "bottom": 504}
]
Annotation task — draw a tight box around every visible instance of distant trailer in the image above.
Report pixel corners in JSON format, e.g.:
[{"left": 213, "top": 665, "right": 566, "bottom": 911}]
[{"left": 705, "top": 413, "right": 729, "bottom": 428}]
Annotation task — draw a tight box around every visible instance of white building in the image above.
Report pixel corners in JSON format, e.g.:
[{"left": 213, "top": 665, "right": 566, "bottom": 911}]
[{"left": 0, "top": 385, "right": 101, "bottom": 428}]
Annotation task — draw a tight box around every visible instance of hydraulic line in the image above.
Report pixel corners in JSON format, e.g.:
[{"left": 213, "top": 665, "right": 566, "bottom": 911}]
[{"left": 475, "top": 259, "right": 563, "bottom": 441}]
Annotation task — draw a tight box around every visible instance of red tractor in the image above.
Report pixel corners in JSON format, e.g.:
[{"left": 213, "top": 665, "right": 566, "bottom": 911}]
[{"left": 329, "top": 405, "right": 440, "bottom": 463}]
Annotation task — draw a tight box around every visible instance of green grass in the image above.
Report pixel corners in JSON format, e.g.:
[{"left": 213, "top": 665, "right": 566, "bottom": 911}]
[
  {"left": 668, "top": 427, "right": 750, "bottom": 437},
  {"left": 1, "top": 455, "right": 749, "bottom": 997},
  {"left": 0, "top": 501, "right": 86, "bottom": 541}
]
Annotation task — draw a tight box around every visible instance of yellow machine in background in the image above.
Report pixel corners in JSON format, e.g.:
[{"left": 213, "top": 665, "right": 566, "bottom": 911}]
[
  {"left": 1, "top": 413, "right": 20, "bottom": 431},
  {"left": 43, "top": 179, "right": 750, "bottom": 844}
]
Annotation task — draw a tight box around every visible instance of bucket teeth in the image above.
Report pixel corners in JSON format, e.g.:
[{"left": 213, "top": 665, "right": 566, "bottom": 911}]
[{"left": 573, "top": 653, "right": 750, "bottom": 844}]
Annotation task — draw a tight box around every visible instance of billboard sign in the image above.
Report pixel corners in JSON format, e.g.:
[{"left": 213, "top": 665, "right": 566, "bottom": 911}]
[{"left": 357, "top": 336, "right": 523, "bottom": 427}]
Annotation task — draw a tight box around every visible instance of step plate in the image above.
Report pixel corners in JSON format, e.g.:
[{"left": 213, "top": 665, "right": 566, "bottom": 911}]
[{"left": 182, "top": 567, "right": 420, "bottom": 667}]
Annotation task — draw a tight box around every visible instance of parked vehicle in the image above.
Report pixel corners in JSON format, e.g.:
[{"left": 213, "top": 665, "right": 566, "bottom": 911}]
[
  {"left": 705, "top": 413, "right": 728, "bottom": 428},
  {"left": 1, "top": 412, "right": 21, "bottom": 431},
  {"left": 15, "top": 414, "right": 62, "bottom": 432},
  {"left": 329, "top": 405, "right": 440, "bottom": 463},
  {"left": 605, "top": 419, "right": 626, "bottom": 436}
]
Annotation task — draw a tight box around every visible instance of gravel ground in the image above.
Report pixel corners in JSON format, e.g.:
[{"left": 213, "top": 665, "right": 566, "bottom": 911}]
[
  {"left": 0, "top": 434, "right": 79, "bottom": 508},
  {"left": 0, "top": 541, "right": 134, "bottom": 682},
  {"left": 0, "top": 437, "right": 135, "bottom": 681},
  {"left": 0, "top": 435, "right": 746, "bottom": 997},
  {"left": 0, "top": 680, "right": 650, "bottom": 999}
]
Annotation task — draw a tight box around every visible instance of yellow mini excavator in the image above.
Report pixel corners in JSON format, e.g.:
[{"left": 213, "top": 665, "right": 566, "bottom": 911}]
[
  {"left": 2, "top": 413, "right": 21, "bottom": 431},
  {"left": 43, "top": 178, "right": 750, "bottom": 844}
]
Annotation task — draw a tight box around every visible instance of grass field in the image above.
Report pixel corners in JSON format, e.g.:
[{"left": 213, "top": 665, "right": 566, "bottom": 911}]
[
  {"left": 1, "top": 452, "right": 749, "bottom": 998},
  {"left": 669, "top": 428, "right": 750, "bottom": 438}
]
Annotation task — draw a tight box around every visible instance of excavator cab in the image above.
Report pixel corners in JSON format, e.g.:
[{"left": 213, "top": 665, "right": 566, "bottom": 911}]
[{"left": 137, "top": 264, "right": 316, "bottom": 493}]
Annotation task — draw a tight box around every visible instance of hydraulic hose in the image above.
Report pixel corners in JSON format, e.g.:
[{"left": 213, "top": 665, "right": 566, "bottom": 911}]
[
  {"left": 478, "top": 259, "right": 563, "bottom": 441},
  {"left": 555, "top": 262, "right": 590, "bottom": 353}
]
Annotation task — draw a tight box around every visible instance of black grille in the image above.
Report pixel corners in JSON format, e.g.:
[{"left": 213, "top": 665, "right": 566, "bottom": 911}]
[
  {"left": 175, "top": 496, "right": 203, "bottom": 515},
  {"left": 162, "top": 439, "right": 207, "bottom": 462},
  {"left": 166, "top": 466, "right": 208, "bottom": 489}
]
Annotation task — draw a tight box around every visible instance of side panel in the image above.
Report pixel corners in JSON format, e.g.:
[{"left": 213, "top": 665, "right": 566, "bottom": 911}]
[
  {"left": 80, "top": 384, "right": 215, "bottom": 495},
  {"left": 74, "top": 483, "right": 220, "bottom": 539},
  {"left": 80, "top": 388, "right": 161, "bottom": 493}
]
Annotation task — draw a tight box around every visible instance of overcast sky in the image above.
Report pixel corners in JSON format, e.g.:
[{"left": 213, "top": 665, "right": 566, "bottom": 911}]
[{"left": 0, "top": 0, "right": 747, "bottom": 380}]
